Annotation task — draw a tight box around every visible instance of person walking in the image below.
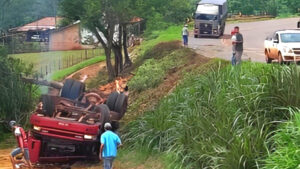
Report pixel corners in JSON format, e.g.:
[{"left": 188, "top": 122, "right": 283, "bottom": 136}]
[
  {"left": 182, "top": 24, "right": 189, "bottom": 47},
  {"left": 232, "top": 26, "right": 244, "bottom": 65},
  {"left": 9, "top": 121, "right": 32, "bottom": 169},
  {"left": 99, "top": 123, "right": 122, "bottom": 169}
]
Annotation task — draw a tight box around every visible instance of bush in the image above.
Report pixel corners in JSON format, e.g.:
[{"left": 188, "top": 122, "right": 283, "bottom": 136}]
[
  {"left": 0, "top": 46, "right": 38, "bottom": 128},
  {"left": 124, "top": 62, "right": 300, "bottom": 168},
  {"left": 264, "top": 109, "right": 300, "bottom": 169}
]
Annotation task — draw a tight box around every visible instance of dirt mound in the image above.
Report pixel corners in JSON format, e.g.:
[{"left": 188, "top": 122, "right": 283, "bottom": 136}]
[{"left": 144, "top": 41, "right": 182, "bottom": 59}]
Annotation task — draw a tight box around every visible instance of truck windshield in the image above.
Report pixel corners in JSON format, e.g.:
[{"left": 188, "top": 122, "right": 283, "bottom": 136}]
[
  {"left": 195, "top": 14, "right": 217, "bottom": 20},
  {"left": 280, "top": 33, "right": 300, "bottom": 43}
]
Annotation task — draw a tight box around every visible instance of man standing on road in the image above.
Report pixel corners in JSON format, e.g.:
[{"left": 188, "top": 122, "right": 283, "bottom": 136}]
[
  {"left": 9, "top": 121, "right": 32, "bottom": 169},
  {"left": 232, "top": 26, "right": 244, "bottom": 65},
  {"left": 100, "top": 123, "right": 122, "bottom": 169},
  {"left": 182, "top": 24, "right": 189, "bottom": 47}
]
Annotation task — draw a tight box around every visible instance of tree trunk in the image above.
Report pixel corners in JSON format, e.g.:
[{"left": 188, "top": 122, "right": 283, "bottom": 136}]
[
  {"left": 91, "top": 27, "right": 115, "bottom": 81},
  {"left": 105, "top": 47, "right": 115, "bottom": 81},
  {"left": 113, "top": 44, "right": 123, "bottom": 76},
  {"left": 123, "top": 24, "right": 132, "bottom": 67}
]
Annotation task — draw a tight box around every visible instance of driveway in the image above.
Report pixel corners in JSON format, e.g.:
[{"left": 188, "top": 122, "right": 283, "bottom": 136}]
[{"left": 188, "top": 17, "right": 300, "bottom": 62}]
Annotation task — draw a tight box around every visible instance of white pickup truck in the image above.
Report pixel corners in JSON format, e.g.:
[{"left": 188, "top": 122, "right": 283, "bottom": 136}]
[{"left": 264, "top": 29, "right": 300, "bottom": 63}]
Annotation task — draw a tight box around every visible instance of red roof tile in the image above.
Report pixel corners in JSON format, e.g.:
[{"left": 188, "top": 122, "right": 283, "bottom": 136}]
[{"left": 11, "top": 17, "right": 62, "bottom": 32}]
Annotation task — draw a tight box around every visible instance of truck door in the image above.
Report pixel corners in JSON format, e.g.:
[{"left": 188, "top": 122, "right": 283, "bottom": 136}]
[{"left": 270, "top": 33, "right": 279, "bottom": 59}]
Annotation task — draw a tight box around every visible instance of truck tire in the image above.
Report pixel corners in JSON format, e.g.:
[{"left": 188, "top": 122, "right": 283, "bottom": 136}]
[
  {"left": 61, "top": 79, "right": 74, "bottom": 99},
  {"left": 95, "top": 104, "right": 110, "bottom": 131},
  {"left": 114, "top": 93, "right": 128, "bottom": 115},
  {"left": 194, "top": 35, "right": 198, "bottom": 38},
  {"left": 265, "top": 50, "right": 272, "bottom": 63},
  {"left": 61, "top": 79, "right": 85, "bottom": 100},
  {"left": 42, "top": 95, "right": 55, "bottom": 117},
  {"left": 278, "top": 52, "right": 284, "bottom": 64},
  {"left": 106, "top": 92, "right": 119, "bottom": 111},
  {"left": 111, "top": 121, "right": 119, "bottom": 132},
  {"left": 69, "top": 81, "right": 85, "bottom": 100}
]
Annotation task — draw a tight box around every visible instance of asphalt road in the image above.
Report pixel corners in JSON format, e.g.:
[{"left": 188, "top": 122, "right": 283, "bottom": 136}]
[{"left": 189, "top": 17, "right": 300, "bottom": 62}]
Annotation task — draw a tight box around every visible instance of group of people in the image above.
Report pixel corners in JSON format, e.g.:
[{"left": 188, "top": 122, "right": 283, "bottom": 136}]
[
  {"left": 182, "top": 24, "right": 244, "bottom": 65},
  {"left": 9, "top": 121, "right": 121, "bottom": 169}
]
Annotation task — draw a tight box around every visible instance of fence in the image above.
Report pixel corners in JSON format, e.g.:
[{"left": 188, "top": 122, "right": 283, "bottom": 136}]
[{"left": 37, "top": 49, "right": 99, "bottom": 79}]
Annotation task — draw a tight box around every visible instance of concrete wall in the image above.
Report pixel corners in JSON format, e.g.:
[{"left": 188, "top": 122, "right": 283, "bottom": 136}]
[{"left": 49, "top": 24, "right": 83, "bottom": 51}]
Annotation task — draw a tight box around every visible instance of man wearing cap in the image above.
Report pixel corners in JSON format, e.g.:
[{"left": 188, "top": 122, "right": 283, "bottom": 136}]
[
  {"left": 9, "top": 121, "right": 32, "bottom": 169},
  {"left": 100, "top": 123, "right": 122, "bottom": 169},
  {"left": 182, "top": 24, "right": 189, "bottom": 46}
]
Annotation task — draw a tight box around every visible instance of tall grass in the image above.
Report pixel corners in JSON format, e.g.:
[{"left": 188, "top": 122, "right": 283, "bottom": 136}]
[
  {"left": 123, "top": 62, "right": 300, "bottom": 169},
  {"left": 264, "top": 109, "right": 300, "bottom": 169}
]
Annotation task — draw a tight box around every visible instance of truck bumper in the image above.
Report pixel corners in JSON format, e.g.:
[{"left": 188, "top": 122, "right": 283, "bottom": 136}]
[
  {"left": 194, "top": 28, "right": 220, "bottom": 37},
  {"left": 283, "top": 54, "right": 300, "bottom": 62},
  {"left": 31, "top": 132, "right": 99, "bottom": 163}
]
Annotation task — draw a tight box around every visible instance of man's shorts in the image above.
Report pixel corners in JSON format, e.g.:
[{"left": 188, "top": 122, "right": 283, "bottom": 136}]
[{"left": 11, "top": 148, "right": 30, "bottom": 160}]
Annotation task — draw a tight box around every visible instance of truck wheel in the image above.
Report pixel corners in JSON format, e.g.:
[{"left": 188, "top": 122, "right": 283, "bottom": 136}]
[
  {"left": 42, "top": 95, "right": 55, "bottom": 117},
  {"left": 278, "top": 53, "right": 284, "bottom": 65},
  {"left": 265, "top": 50, "right": 272, "bottom": 63},
  {"left": 96, "top": 104, "right": 110, "bottom": 131},
  {"left": 61, "top": 79, "right": 85, "bottom": 100},
  {"left": 106, "top": 92, "right": 119, "bottom": 111},
  {"left": 61, "top": 79, "right": 74, "bottom": 99},
  {"left": 111, "top": 121, "right": 119, "bottom": 132},
  {"left": 194, "top": 35, "right": 198, "bottom": 38},
  {"left": 69, "top": 81, "right": 85, "bottom": 100},
  {"left": 114, "top": 93, "right": 128, "bottom": 115}
]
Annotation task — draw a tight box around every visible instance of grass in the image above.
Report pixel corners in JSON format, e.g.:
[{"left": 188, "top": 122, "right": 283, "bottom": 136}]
[
  {"left": 264, "top": 109, "right": 300, "bottom": 169},
  {"left": 132, "top": 26, "right": 182, "bottom": 63},
  {"left": 128, "top": 45, "right": 188, "bottom": 92},
  {"left": 10, "top": 49, "right": 103, "bottom": 72},
  {"left": 51, "top": 55, "right": 106, "bottom": 81},
  {"left": 123, "top": 62, "right": 300, "bottom": 169}
]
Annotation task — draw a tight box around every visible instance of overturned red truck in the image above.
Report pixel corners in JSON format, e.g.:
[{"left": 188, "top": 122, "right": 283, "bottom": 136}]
[{"left": 24, "top": 79, "right": 128, "bottom": 164}]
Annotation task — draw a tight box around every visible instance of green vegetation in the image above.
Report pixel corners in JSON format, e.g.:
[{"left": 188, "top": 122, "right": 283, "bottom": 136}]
[
  {"left": 124, "top": 63, "right": 300, "bottom": 168},
  {"left": 264, "top": 109, "right": 300, "bottom": 169},
  {"left": 0, "top": 0, "right": 61, "bottom": 30},
  {"left": 51, "top": 55, "right": 105, "bottom": 81},
  {"left": 10, "top": 49, "right": 103, "bottom": 71},
  {"left": 129, "top": 47, "right": 188, "bottom": 92},
  {"left": 0, "top": 46, "right": 38, "bottom": 140},
  {"left": 228, "top": 0, "right": 300, "bottom": 16},
  {"left": 132, "top": 26, "right": 182, "bottom": 64}
]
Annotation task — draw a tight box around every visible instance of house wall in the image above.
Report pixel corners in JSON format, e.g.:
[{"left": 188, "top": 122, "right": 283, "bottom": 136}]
[{"left": 49, "top": 24, "right": 83, "bottom": 51}]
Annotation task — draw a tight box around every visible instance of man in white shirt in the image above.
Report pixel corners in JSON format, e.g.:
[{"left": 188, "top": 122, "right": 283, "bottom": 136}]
[{"left": 182, "top": 24, "right": 189, "bottom": 46}]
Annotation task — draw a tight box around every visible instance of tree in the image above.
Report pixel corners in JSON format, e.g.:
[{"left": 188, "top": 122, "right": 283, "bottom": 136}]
[
  {"left": 60, "top": 0, "right": 134, "bottom": 80},
  {"left": 0, "top": 0, "right": 62, "bottom": 31}
]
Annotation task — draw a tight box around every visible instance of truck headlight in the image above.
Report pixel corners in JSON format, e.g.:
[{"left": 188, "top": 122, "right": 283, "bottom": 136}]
[
  {"left": 283, "top": 47, "right": 293, "bottom": 53},
  {"left": 84, "top": 135, "right": 97, "bottom": 140},
  {"left": 33, "top": 126, "right": 41, "bottom": 131}
]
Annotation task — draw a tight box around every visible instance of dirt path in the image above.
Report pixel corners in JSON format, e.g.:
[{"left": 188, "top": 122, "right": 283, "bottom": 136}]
[
  {"left": 66, "top": 61, "right": 106, "bottom": 82},
  {"left": 189, "top": 17, "right": 300, "bottom": 63},
  {"left": 0, "top": 149, "right": 13, "bottom": 169}
]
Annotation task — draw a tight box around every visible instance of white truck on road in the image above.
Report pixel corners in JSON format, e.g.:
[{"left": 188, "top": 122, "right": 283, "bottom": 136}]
[{"left": 264, "top": 29, "right": 300, "bottom": 63}]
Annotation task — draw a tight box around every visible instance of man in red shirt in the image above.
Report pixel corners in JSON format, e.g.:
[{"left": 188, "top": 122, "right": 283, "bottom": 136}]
[{"left": 9, "top": 121, "right": 32, "bottom": 169}]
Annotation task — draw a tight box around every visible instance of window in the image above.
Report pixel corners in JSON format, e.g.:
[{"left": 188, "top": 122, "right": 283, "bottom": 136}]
[{"left": 280, "top": 33, "right": 300, "bottom": 43}]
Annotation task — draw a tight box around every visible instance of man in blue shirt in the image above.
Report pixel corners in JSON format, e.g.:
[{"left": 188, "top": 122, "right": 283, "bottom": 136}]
[{"left": 100, "top": 123, "right": 122, "bottom": 169}]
